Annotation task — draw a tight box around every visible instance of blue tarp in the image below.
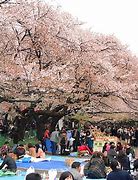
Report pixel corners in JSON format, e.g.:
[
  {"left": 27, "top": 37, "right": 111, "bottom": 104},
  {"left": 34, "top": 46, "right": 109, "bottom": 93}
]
[
  {"left": 45, "top": 155, "right": 88, "bottom": 162},
  {"left": 0, "top": 155, "right": 106, "bottom": 180},
  {"left": 16, "top": 155, "right": 88, "bottom": 170},
  {"left": 16, "top": 160, "right": 68, "bottom": 170}
]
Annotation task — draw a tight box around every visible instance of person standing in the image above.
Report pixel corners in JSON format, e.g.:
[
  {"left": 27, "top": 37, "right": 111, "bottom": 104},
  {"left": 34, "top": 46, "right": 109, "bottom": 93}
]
[
  {"left": 43, "top": 128, "right": 52, "bottom": 154},
  {"left": 59, "top": 129, "right": 67, "bottom": 155},
  {"left": 72, "top": 128, "right": 80, "bottom": 152},
  {"left": 66, "top": 129, "right": 72, "bottom": 150},
  {"left": 86, "top": 130, "right": 94, "bottom": 152},
  {"left": 50, "top": 128, "right": 59, "bottom": 155}
]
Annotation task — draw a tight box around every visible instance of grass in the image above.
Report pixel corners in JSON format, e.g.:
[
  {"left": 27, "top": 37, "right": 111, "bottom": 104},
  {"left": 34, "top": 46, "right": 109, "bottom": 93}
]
[
  {"left": 0, "top": 134, "right": 37, "bottom": 147},
  {"left": 0, "top": 135, "right": 9, "bottom": 146}
]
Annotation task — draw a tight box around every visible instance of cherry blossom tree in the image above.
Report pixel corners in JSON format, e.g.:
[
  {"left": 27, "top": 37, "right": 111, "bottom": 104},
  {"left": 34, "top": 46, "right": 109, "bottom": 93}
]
[{"left": 0, "top": 0, "right": 138, "bottom": 140}]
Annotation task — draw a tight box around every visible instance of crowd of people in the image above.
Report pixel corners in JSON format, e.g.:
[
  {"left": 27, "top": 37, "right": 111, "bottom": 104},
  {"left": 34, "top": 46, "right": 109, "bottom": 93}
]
[
  {"left": 0, "top": 122, "right": 137, "bottom": 179},
  {"left": 41, "top": 124, "right": 138, "bottom": 156},
  {"left": 99, "top": 125, "right": 138, "bottom": 147},
  {"left": 22, "top": 145, "right": 138, "bottom": 180},
  {"left": 42, "top": 126, "right": 95, "bottom": 156}
]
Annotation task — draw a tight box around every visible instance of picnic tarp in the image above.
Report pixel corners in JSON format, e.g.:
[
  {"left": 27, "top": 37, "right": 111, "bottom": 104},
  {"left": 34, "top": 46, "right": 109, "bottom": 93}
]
[
  {"left": 17, "top": 160, "right": 68, "bottom": 170},
  {"left": 0, "top": 155, "right": 106, "bottom": 179}
]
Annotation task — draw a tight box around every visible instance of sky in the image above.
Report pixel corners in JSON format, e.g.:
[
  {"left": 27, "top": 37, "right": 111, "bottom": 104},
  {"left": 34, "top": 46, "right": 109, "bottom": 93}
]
[{"left": 54, "top": 0, "right": 138, "bottom": 56}]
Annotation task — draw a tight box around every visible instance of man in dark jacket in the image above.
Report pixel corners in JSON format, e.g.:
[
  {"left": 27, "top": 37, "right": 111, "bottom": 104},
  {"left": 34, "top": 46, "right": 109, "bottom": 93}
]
[
  {"left": 117, "top": 150, "right": 130, "bottom": 171},
  {"left": 84, "top": 151, "right": 106, "bottom": 179},
  {"left": 0, "top": 151, "right": 17, "bottom": 172},
  {"left": 107, "top": 159, "right": 133, "bottom": 180},
  {"left": 107, "top": 144, "right": 117, "bottom": 163}
]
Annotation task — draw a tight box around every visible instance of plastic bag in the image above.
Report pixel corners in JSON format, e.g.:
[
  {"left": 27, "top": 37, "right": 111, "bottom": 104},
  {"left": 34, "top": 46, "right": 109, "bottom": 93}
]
[
  {"left": 26, "top": 166, "right": 35, "bottom": 176},
  {"left": 48, "top": 169, "right": 57, "bottom": 180}
]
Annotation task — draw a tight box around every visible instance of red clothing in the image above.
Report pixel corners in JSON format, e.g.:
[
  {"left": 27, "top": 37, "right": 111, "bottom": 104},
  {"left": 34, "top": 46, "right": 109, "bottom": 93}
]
[
  {"left": 43, "top": 130, "right": 50, "bottom": 139},
  {"left": 0, "top": 145, "right": 9, "bottom": 152},
  {"left": 78, "top": 145, "right": 93, "bottom": 155},
  {"left": 106, "top": 144, "right": 110, "bottom": 152}
]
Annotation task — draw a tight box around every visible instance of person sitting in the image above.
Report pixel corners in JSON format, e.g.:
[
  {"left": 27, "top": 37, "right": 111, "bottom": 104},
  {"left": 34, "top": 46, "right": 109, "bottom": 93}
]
[
  {"left": 27, "top": 143, "right": 36, "bottom": 157},
  {"left": 35, "top": 144, "right": 45, "bottom": 159},
  {"left": 102, "top": 142, "right": 110, "bottom": 166},
  {"left": 0, "top": 151, "right": 17, "bottom": 172},
  {"left": 0, "top": 141, "right": 10, "bottom": 153},
  {"left": 26, "top": 173, "right": 42, "bottom": 180},
  {"left": 84, "top": 151, "right": 106, "bottom": 179},
  {"left": 125, "top": 144, "right": 135, "bottom": 159},
  {"left": 69, "top": 162, "right": 83, "bottom": 180},
  {"left": 107, "top": 144, "right": 117, "bottom": 163},
  {"left": 133, "top": 158, "right": 138, "bottom": 171},
  {"left": 116, "top": 142, "right": 123, "bottom": 153},
  {"left": 59, "top": 171, "right": 74, "bottom": 180},
  {"left": 117, "top": 150, "right": 130, "bottom": 171},
  {"left": 102, "top": 142, "right": 110, "bottom": 153},
  {"left": 13, "top": 144, "right": 25, "bottom": 159},
  {"left": 78, "top": 141, "right": 93, "bottom": 157},
  {"left": 107, "top": 159, "right": 133, "bottom": 180}
]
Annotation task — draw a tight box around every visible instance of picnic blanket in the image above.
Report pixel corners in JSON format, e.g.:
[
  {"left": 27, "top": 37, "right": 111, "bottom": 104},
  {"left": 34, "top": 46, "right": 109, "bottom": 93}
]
[
  {"left": 17, "top": 160, "right": 68, "bottom": 170},
  {"left": 0, "top": 170, "right": 16, "bottom": 177}
]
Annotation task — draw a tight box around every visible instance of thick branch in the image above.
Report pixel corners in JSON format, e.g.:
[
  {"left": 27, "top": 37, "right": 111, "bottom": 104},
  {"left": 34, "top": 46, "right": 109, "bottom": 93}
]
[{"left": 0, "top": 95, "right": 42, "bottom": 104}]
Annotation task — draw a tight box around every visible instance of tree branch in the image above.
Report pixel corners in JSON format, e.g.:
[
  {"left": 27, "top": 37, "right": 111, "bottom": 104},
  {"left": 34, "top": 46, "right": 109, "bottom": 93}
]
[{"left": 0, "top": 95, "right": 42, "bottom": 104}]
